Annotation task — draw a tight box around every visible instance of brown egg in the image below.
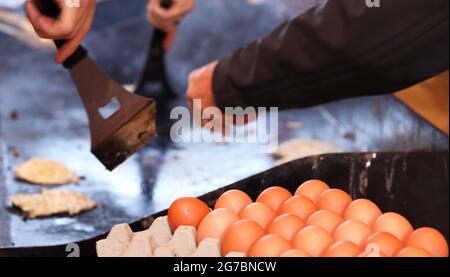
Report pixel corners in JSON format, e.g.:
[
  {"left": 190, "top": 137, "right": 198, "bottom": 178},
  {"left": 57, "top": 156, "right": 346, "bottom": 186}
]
[
  {"left": 256, "top": 186, "right": 292, "bottom": 212},
  {"left": 214, "top": 189, "right": 253, "bottom": 215},
  {"left": 278, "top": 195, "right": 317, "bottom": 220},
  {"left": 293, "top": 225, "right": 334, "bottom": 257},
  {"left": 307, "top": 210, "right": 344, "bottom": 234},
  {"left": 295, "top": 180, "right": 330, "bottom": 203},
  {"left": 373, "top": 212, "right": 413, "bottom": 242},
  {"left": 239, "top": 202, "right": 277, "bottom": 229},
  {"left": 221, "top": 219, "right": 265, "bottom": 256},
  {"left": 317, "top": 189, "right": 352, "bottom": 215},
  {"left": 344, "top": 199, "right": 382, "bottom": 227},
  {"left": 279, "top": 249, "right": 311, "bottom": 257},
  {"left": 322, "top": 241, "right": 363, "bottom": 257},
  {"left": 396, "top": 246, "right": 433, "bottom": 257},
  {"left": 267, "top": 214, "right": 306, "bottom": 241},
  {"left": 196, "top": 208, "right": 239, "bottom": 244},
  {"left": 405, "top": 227, "right": 449, "bottom": 257},
  {"left": 358, "top": 244, "right": 386, "bottom": 257},
  {"left": 334, "top": 220, "right": 373, "bottom": 247},
  {"left": 167, "top": 197, "right": 211, "bottom": 231},
  {"left": 365, "top": 232, "right": 403, "bottom": 257},
  {"left": 249, "top": 234, "right": 293, "bottom": 257}
]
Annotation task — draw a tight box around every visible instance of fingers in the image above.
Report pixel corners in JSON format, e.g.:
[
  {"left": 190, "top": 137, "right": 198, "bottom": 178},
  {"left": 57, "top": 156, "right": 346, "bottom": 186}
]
[
  {"left": 25, "top": 0, "right": 96, "bottom": 63},
  {"left": 163, "top": 29, "right": 177, "bottom": 51},
  {"left": 25, "top": 0, "right": 81, "bottom": 39},
  {"left": 148, "top": 0, "right": 194, "bottom": 32},
  {"left": 55, "top": 7, "right": 95, "bottom": 63},
  {"left": 187, "top": 61, "right": 255, "bottom": 128}
]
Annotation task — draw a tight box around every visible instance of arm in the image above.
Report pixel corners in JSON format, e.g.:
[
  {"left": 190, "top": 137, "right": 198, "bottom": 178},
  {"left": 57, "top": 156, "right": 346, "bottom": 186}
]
[{"left": 212, "top": 0, "right": 449, "bottom": 111}]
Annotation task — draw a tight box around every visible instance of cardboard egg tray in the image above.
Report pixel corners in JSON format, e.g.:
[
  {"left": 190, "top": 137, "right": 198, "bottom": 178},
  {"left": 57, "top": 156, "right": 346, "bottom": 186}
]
[{"left": 96, "top": 217, "right": 245, "bottom": 257}]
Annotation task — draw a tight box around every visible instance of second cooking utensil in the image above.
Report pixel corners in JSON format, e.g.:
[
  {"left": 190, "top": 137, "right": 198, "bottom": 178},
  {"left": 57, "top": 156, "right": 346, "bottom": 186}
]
[{"left": 135, "top": 0, "right": 176, "bottom": 119}]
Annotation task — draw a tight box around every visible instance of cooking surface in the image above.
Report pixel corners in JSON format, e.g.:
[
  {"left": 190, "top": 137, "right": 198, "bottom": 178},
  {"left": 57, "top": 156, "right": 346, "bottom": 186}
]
[{"left": 0, "top": 0, "right": 448, "bottom": 248}]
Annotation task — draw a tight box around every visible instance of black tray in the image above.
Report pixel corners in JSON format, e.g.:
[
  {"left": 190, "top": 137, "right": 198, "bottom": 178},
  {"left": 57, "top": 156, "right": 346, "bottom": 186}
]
[{"left": 1, "top": 150, "right": 448, "bottom": 257}]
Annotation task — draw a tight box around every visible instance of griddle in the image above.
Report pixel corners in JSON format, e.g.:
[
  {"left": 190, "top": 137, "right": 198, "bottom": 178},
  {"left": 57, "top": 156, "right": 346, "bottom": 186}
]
[
  {"left": 0, "top": 150, "right": 448, "bottom": 257},
  {"left": 0, "top": 0, "right": 448, "bottom": 250}
]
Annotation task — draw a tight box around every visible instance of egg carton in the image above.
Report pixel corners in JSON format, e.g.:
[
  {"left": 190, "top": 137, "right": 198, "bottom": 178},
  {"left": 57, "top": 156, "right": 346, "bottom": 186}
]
[{"left": 96, "top": 216, "right": 246, "bottom": 257}]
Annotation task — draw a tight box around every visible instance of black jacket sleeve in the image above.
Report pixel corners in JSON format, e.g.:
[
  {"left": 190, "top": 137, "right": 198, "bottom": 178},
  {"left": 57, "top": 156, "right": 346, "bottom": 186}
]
[{"left": 212, "top": 0, "right": 449, "bottom": 111}]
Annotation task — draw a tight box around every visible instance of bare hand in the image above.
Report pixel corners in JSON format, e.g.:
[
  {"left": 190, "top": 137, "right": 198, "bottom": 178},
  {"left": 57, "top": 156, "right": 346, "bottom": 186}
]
[
  {"left": 25, "top": 0, "right": 96, "bottom": 64},
  {"left": 187, "top": 61, "right": 256, "bottom": 130},
  {"left": 187, "top": 61, "right": 219, "bottom": 122},
  {"left": 147, "top": 0, "right": 195, "bottom": 33}
]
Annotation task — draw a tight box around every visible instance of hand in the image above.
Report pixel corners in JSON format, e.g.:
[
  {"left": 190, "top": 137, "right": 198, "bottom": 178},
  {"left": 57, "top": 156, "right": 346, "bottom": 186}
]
[
  {"left": 187, "top": 61, "right": 219, "bottom": 127},
  {"left": 25, "top": 0, "right": 96, "bottom": 64},
  {"left": 187, "top": 61, "right": 255, "bottom": 132},
  {"left": 147, "top": 0, "right": 195, "bottom": 33}
]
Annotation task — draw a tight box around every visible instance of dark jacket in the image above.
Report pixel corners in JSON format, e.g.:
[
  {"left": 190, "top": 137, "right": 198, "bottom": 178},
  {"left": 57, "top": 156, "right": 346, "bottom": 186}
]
[{"left": 212, "top": 0, "right": 449, "bottom": 111}]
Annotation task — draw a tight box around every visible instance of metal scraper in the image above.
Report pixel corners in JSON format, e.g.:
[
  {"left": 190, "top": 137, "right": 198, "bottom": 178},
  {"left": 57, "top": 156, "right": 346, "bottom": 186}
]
[
  {"left": 33, "top": 0, "right": 157, "bottom": 171},
  {"left": 135, "top": 0, "right": 176, "bottom": 121}
]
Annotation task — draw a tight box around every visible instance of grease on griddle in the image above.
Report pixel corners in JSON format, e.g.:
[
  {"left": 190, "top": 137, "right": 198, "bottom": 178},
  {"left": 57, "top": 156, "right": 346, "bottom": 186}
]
[
  {"left": 9, "top": 110, "right": 18, "bottom": 120},
  {"left": 8, "top": 146, "right": 21, "bottom": 158}
]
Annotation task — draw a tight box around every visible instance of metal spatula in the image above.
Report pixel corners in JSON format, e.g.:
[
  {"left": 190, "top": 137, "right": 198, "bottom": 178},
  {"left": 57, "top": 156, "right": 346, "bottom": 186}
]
[
  {"left": 135, "top": 0, "right": 176, "bottom": 122},
  {"left": 33, "top": 0, "right": 157, "bottom": 171}
]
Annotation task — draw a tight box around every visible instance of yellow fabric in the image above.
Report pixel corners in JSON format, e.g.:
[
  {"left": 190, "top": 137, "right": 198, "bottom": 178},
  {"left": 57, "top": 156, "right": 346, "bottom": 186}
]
[{"left": 395, "top": 71, "right": 449, "bottom": 134}]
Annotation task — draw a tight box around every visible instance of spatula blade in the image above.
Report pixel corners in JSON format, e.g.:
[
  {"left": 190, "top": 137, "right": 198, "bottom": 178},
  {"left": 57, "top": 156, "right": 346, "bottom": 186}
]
[{"left": 70, "top": 57, "right": 157, "bottom": 170}]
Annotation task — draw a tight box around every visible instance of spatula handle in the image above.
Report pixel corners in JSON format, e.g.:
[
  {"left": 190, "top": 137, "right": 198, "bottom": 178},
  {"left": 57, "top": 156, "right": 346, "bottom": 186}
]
[
  {"left": 152, "top": 0, "right": 173, "bottom": 47},
  {"left": 32, "top": 0, "right": 87, "bottom": 69}
]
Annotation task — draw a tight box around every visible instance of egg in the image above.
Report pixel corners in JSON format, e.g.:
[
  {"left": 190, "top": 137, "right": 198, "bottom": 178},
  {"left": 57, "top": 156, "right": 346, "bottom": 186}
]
[
  {"left": 278, "top": 195, "right": 317, "bottom": 220},
  {"left": 249, "top": 234, "right": 293, "bottom": 257},
  {"left": 333, "top": 220, "right": 373, "bottom": 247},
  {"left": 293, "top": 225, "right": 334, "bottom": 257},
  {"left": 344, "top": 199, "right": 382, "bottom": 227},
  {"left": 256, "top": 186, "right": 292, "bottom": 212},
  {"left": 395, "top": 246, "right": 433, "bottom": 257},
  {"left": 358, "top": 245, "right": 386, "bottom": 257},
  {"left": 196, "top": 208, "right": 239, "bottom": 244},
  {"left": 322, "top": 241, "right": 363, "bottom": 257},
  {"left": 317, "top": 189, "right": 352, "bottom": 215},
  {"left": 214, "top": 189, "right": 253, "bottom": 214},
  {"left": 167, "top": 197, "right": 211, "bottom": 231},
  {"left": 279, "top": 249, "right": 311, "bottom": 257},
  {"left": 267, "top": 214, "right": 306, "bottom": 241},
  {"left": 373, "top": 212, "right": 413, "bottom": 242},
  {"left": 221, "top": 219, "right": 265, "bottom": 256},
  {"left": 295, "top": 180, "right": 330, "bottom": 203},
  {"left": 239, "top": 202, "right": 277, "bottom": 229},
  {"left": 307, "top": 210, "right": 344, "bottom": 234},
  {"left": 405, "top": 227, "right": 449, "bottom": 257},
  {"left": 365, "top": 232, "right": 403, "bottom": 257}
]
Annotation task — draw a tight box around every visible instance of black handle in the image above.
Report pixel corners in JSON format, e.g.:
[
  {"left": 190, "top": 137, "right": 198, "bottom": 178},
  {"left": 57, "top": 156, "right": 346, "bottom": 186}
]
[
  {"left": 152, "top": 0, "right": 173, "bottom": 48},
  {"left": 32, "top": 0, "right": 87, "bottom": 69},
  {"left": 160, "top": 0, "right": 172, "bottom": 9}
]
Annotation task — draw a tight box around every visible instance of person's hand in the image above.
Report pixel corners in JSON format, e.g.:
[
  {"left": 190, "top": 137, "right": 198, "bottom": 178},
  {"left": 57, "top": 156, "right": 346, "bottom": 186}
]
[
  {"left": 25, "top": 0, "right": 96, "bottom": 64},
  {"left": 147, "top": 0, "right": 195, "bottom": 33},
  {"left": 187, "top": 61, "right": 219, "bottom": 126},
  {"left": 187, "top": 61, "right": 255, "bottom": 134}
]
